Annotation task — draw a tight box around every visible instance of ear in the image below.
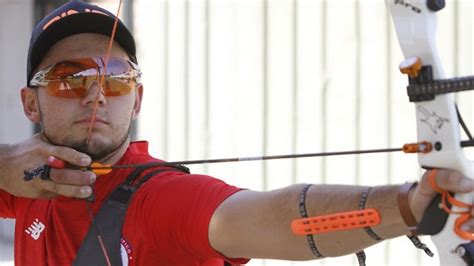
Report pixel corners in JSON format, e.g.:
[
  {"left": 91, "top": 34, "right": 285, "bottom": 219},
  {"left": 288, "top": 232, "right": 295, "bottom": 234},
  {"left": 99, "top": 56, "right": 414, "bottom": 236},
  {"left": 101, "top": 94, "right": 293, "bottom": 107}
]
[
  {"left": 21, "top": 87, "right": 41, "bottom": 123},
  {"left": 131, "top": 83, "right": 143, "bottom": 120}
]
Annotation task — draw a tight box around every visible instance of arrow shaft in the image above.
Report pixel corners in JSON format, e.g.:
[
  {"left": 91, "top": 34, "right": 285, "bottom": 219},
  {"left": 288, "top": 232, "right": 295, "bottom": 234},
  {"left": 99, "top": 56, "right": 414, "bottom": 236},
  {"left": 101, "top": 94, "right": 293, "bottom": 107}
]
[{"left": 95, "top": 147, "right": 403, "bottom": 170}]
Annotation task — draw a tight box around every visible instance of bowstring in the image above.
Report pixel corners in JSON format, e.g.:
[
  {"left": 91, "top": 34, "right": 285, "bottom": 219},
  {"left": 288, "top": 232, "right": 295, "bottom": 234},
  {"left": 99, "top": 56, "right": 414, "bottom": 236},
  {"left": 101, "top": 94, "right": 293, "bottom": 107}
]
[
  {"left": 84, "top": 1, "right": 124, "bottom": 265},
  {"left": 86, "top": 0, "right": 124, "bottom": 146}
]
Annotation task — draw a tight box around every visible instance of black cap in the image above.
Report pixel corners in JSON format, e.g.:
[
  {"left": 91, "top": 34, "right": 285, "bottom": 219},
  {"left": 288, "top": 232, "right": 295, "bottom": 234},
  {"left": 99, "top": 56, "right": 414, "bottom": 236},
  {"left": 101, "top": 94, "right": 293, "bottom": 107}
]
[{"left": 27, "top": 1, "right": 137, "bottom": 86}]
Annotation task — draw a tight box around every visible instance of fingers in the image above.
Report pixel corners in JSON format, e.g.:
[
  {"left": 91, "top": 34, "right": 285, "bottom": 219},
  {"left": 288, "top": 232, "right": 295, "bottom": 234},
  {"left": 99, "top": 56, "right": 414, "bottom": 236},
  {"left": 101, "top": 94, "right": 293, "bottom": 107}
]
[
  {"left": 35, "top": 169, "right": 95, "bottom": 198},
  {"left": 49, "top": 168, "right": 96, "bottom": 186},
  {"left": 35, "top": 134, "right": 91, "bottom": 167},
  {"left": 413, "top": 169, "right": 473, "bottom": 223},
  {"left": 30, "top": 175, "right": 93, "bottom": 199},
  {"left": 1, "top": 135, "right": 97, "bottom": 199},
  {"left": 421, "top": 169, "right": 474, "bottom": 194},
  {"left": 436, "top": 170, "right": 474, "bottom": 193},
  {"left": 425, "top": 169, "right": 474, "bottom": 234},
  {"left": 33, "top": 138, "right": 95, "bottom": 198},
  {"left": 47, "top": 146, "right": 91, "bottom": 167}
]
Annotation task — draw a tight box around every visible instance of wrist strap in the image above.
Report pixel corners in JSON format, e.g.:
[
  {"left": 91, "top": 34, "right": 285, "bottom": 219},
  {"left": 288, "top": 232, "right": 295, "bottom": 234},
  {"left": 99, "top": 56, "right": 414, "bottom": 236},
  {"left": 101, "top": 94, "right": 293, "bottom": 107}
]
[
  {"left": 398, "top": 182, "right": 419, "bottom": 235},
  {"left": 398, "top": 182, "right": 434, "bottom": 257}
]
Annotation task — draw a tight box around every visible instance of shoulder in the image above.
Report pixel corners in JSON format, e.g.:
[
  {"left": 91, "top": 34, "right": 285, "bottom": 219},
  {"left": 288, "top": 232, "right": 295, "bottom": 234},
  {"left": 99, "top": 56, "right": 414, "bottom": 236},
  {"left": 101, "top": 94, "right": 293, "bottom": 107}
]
[
  {"left": 141, "top": 172, "right": 241, "bottom": 197},
  {"left": 131, "top": 171, "right": 244, "bottom": 213}
]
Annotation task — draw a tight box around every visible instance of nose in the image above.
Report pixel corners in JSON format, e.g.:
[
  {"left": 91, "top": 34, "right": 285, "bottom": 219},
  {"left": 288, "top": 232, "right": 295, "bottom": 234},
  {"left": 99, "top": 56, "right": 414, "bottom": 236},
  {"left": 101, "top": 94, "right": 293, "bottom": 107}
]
[{"left": 80, "top": 80, "right": 107, "bottom": 106}]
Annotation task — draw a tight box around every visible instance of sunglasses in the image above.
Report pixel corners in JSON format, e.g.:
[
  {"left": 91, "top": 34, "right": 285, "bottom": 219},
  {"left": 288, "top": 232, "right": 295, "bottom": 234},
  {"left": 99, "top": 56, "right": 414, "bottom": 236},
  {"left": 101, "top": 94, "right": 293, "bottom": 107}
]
[{"left": 29, "top": 57, "right": 141, "bottom": 98}]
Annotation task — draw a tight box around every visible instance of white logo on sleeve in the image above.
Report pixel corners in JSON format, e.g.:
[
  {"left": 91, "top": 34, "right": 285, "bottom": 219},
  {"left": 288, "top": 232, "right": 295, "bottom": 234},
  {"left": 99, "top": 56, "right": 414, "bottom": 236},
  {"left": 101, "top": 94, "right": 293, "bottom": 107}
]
[{"left": 25, "top": 218, "right": 45, "bottom": 240}]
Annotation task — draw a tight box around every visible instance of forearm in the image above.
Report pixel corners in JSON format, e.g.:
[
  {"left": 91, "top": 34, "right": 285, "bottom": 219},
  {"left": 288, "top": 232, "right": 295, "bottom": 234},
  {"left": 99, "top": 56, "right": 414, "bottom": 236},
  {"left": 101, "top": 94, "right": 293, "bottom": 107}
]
[
  {"left": 210, "top": 183, "right": 412, "bottom": 260},
  {"left": 302, "top": 184, "right": 409, "bottom": 257}
]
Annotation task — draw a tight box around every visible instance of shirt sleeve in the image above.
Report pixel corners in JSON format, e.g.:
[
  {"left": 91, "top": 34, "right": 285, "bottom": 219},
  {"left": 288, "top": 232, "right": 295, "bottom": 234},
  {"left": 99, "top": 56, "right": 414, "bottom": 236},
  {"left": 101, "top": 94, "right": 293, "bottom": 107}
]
[
  {"left": 0, "top": 189, "right": 16, "bottom": 218},
  {"left": 138, "top": 172, "right": 249, "bottom": 264}
]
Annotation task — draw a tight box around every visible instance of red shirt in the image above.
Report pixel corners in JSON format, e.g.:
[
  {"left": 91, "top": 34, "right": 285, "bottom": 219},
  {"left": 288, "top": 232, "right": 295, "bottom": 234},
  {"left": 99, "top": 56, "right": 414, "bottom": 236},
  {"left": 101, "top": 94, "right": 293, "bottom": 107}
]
[{"left": 0, "top": 141, "right": 249, "bottom": 265}]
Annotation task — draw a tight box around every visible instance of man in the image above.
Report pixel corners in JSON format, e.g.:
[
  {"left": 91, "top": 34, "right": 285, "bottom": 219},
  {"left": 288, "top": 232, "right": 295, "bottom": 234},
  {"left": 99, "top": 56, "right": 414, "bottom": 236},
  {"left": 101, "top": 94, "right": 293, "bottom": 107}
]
[{"left": 0, "top": 1, "right": 472, "bottom": 265}]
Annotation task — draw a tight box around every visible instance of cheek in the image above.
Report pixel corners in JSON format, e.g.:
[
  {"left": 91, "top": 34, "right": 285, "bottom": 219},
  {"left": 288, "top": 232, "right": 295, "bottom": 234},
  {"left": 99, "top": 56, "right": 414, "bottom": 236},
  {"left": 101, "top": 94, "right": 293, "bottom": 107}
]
[
  {"left": 109, "top": 97, "right": 135, "bottom": 118},
  {"left": 107, "top": 99, "right": 135, "bottom": 127},
  {"left": 38, "top": 96, "right": 75, "bottom": 126},
  {"left": 41, "top": 111, "right": 75, "bottom": 139}
]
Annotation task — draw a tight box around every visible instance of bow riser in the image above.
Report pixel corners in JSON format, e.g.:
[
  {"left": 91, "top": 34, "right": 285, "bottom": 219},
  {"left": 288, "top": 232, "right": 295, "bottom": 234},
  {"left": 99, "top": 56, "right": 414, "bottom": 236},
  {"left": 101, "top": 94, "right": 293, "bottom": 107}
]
[{"left": 386, "top": 0, "right": 473, "bottom": 265}]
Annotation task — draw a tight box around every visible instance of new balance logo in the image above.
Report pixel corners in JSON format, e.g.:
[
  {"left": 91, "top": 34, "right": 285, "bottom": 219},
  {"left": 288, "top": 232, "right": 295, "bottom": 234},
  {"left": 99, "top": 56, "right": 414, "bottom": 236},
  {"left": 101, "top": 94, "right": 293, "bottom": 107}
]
[{"left": 25, "top": 218, "right": 45, "bottom": 240}]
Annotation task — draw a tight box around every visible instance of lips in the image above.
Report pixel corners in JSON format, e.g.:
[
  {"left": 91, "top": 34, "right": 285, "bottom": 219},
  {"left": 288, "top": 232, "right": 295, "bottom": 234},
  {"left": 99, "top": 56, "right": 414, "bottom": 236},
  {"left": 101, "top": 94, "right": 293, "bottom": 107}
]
[{"left": 75, "top": 116, "right": 109, "bottom": 125}]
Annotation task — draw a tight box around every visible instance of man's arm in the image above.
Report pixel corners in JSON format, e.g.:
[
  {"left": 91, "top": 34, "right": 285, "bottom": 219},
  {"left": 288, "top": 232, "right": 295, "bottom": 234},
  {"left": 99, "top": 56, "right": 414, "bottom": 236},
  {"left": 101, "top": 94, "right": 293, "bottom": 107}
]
[
  {"left": 209, "top": 170, "right": 474, "bottom": 260},
  {"left": 0, "top": 135, "right": 95, "bottom": 199}
]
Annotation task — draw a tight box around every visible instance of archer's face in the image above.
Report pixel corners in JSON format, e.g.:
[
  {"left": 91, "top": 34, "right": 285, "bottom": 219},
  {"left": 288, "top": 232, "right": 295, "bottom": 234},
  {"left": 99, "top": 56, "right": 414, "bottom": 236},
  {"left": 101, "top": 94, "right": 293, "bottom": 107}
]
[{"left": 24, "top": 33, "right": 143, "bottom": 160}]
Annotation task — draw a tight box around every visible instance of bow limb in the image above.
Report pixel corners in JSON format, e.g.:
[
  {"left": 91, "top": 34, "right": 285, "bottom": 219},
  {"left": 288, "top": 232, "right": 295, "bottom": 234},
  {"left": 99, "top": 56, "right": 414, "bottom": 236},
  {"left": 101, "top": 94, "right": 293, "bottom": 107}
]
[{"left": 385, "top": 0, "right": 473, "bottom": 265}]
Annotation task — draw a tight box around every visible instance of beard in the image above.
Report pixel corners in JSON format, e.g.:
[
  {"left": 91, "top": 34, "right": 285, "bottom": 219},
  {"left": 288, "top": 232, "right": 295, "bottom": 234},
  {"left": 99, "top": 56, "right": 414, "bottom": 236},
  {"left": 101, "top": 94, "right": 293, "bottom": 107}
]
[
  {"left": 36, "top": 96, "right": 133, "bottom": 161},
  {"left": 42, "top": 123, "right": 131, "bottom": 161},
  {"left": 63, "top": 132, "right": 129, "bottom": 160}
]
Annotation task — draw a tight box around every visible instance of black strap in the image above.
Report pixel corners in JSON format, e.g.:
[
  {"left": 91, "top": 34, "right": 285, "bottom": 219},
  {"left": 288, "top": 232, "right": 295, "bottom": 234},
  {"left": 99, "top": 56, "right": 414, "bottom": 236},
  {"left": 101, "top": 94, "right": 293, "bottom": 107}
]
[
  {"left": 298, "top": 184, "right": 323, "bottom": 258},
  {"left": 358, "top": 188, "right": 383, "bottom": 241},
  {"left": 354, "top": 187, "right": 379, "bottom": 266},
  {"left": 73, "top": 166, "right": 187, "bottom": 266}
]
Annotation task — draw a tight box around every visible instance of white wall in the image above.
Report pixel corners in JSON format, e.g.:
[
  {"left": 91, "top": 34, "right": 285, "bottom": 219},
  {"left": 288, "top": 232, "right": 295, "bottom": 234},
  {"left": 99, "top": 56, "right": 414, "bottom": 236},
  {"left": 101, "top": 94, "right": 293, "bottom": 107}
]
[
  {"left": 0, "top": 0, "right": 33, "bottom": 264},
  {"left": 0, "top": 0, "right": 33, "bottom": 141}
]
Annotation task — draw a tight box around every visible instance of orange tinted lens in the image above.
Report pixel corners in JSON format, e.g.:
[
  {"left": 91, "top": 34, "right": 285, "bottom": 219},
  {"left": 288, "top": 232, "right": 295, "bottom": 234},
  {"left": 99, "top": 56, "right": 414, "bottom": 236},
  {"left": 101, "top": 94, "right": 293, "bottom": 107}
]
[
  {"left": 45, "top": 79, "right": 87, "bottom": 98},
  {"left": 103, "top": 78, "right": 135, "bottom": 96},
  {"left": 45, "top": 77, "right": 134, "bottom": 98}
]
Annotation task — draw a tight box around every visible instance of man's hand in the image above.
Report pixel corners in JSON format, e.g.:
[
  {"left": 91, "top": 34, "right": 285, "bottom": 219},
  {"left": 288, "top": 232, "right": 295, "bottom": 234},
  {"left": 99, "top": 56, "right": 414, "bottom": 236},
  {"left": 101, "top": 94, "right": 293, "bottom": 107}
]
[
  {"left": 0, "top": 134, "right": 95, "bottom": 199},
  {"left": 410, "top": 169, "right": 474, "bottom": 233}
]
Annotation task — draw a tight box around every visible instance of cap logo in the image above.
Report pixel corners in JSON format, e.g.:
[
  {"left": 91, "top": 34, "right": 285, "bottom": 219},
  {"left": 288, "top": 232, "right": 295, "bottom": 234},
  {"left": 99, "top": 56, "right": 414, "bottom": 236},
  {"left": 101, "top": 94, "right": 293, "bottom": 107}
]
[{"left": 42, "top": 8, "right": 110, "bottom": 30}]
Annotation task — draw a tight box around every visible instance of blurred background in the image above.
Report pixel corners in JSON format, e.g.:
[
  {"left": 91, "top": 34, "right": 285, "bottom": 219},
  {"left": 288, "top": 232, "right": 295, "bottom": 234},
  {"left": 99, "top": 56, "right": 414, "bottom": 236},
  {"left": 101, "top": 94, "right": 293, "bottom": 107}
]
[{"left": 0, "top": 0, "right": 472, "bottom": 265}]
